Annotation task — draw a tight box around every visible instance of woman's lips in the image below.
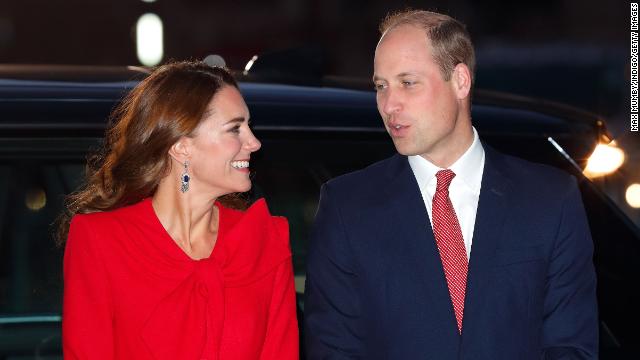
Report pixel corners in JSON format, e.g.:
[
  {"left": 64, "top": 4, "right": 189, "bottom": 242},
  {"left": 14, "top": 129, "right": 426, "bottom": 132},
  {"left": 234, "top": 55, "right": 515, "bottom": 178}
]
[{"left": 231, "top": 160, "right": 250, "bottom": 173}]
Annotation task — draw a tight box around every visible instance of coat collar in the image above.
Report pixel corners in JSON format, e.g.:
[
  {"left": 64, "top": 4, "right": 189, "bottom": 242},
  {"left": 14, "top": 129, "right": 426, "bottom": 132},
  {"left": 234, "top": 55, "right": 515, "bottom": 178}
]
[
  {"left": 460, "top": 144, "right": 513, "bottom": 339},
  {"left": 381, "top": 154, "right": 462, "bottom": 336}
]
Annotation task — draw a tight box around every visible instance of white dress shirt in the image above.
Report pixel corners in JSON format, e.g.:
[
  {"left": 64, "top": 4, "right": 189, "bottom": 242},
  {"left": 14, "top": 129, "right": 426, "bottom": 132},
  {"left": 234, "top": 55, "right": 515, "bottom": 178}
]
[{"left": 408, "top": 127, "right": 485, "bottom": 260}]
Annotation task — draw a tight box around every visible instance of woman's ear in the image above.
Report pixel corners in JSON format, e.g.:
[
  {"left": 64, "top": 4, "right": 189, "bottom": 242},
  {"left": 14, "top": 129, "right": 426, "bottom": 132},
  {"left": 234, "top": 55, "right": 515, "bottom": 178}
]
[{"left": 168, "top": 137, "right": 191, "bottom": 164}]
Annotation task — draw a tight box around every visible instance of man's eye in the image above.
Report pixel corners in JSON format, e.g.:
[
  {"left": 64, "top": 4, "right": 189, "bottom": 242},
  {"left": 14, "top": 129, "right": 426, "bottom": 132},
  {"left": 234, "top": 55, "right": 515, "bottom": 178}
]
[
  {"left": 374, "top": 83, "right": 386, "bottom": 91},
  {"left": 402, "top": 81, "right": 415, "bottom": 86}
]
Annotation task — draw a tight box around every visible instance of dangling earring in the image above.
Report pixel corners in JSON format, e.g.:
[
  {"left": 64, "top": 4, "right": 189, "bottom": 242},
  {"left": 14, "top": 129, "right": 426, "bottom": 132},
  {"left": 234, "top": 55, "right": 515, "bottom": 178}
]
[{"left": 180, "top": 161, "right": 190, "bottom": 193}]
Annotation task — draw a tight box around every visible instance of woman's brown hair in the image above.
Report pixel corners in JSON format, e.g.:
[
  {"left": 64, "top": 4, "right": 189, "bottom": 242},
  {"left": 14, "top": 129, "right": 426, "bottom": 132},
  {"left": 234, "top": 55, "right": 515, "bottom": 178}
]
[{"left": 57, "top": 61, "right": 247, "bottom": 244}]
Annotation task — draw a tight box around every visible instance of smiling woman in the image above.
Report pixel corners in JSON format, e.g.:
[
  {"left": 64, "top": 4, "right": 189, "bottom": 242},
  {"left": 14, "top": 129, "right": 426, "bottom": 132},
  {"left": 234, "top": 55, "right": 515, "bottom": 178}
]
[
  {"left": 57, "top": 61, "right": 298, "bottom": 360},
  {"left": 179, "top": 85, "right": 261, "bottom": 200}
]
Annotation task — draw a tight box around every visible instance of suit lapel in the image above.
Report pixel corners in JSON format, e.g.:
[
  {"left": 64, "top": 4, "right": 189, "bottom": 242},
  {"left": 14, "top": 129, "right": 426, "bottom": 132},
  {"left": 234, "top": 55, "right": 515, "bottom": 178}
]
[
  {"left": 460, "top": 145, "right": 512, "bottom": 340},
  {"left": 382, "top": 155, "right": 460, "bottom": 335}
]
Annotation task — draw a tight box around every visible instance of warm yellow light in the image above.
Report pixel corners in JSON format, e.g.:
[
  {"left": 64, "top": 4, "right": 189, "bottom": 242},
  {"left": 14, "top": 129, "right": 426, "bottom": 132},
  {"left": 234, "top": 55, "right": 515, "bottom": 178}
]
[
  {"left": 25, "top": 188, "right": 46, "bottom": 211},
  {"left": 626, "top": 184, "right": 640, "bottom": 208},
  {"left": 583, "top": 142, "right": 625, "bottom": 178}
]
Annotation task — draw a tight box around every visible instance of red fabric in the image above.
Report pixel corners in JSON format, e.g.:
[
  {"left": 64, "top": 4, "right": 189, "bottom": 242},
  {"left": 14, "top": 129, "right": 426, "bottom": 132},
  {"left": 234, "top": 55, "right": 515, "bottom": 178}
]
[
  {"left": 431, "top": 169, "right": 468, "bottom": 334},
  {"left": 63, "top": 198, "right": 298, "bottom": 360}
]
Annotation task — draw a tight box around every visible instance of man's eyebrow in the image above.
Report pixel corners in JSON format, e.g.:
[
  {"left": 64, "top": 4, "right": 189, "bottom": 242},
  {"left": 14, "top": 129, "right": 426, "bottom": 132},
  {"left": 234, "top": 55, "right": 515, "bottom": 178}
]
[
  {"left": 396, "top": 72, "right": 419, "bottom": 78},
  {"left": 373, "top": 72, "right": 419, "bottom": 82}
]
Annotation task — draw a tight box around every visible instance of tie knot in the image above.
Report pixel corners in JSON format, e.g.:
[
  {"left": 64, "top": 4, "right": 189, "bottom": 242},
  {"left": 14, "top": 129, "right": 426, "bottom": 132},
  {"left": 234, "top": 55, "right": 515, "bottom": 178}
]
[{"left": 435, "top": 169, "right": 456, "bottom": 192}]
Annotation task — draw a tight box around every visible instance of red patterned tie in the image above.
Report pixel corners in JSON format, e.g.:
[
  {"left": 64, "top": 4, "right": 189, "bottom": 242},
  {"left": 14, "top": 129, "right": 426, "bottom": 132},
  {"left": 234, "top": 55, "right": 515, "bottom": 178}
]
[{"left": 432, "top": 169, "right": 468, "bottom": 334}]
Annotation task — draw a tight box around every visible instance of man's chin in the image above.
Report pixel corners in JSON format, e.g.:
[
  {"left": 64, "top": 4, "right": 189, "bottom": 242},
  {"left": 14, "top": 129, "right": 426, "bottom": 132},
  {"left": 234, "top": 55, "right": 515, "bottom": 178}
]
[{"left": 392, "top": 142, "right": 419, "bottom": 156}]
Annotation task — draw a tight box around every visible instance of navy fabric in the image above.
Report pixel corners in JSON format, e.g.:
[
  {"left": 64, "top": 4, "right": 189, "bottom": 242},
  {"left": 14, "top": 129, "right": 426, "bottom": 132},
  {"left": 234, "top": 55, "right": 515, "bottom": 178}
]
[{"left": 304, "top": 145, "right": 598, "bottom": 359}]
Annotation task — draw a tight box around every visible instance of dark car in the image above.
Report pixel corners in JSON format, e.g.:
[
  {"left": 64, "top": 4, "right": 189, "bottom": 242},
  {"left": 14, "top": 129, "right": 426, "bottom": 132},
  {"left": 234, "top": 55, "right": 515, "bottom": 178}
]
[{"left": 0, "top": 65, "right": 638, "bottom": 359}]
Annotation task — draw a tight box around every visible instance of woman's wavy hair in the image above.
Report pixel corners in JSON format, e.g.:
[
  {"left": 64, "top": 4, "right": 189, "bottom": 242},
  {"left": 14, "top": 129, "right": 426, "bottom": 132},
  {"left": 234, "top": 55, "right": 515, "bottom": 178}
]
[{"left": 57, "top": 61, "right": 247, "bottom": 244}]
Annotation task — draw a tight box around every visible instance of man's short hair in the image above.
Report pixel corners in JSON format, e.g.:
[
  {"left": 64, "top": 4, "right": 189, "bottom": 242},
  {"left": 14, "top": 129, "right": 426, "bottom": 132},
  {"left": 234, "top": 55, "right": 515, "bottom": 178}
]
[{"left": 380, "top": 10, "right": 475, "bottom": 85}]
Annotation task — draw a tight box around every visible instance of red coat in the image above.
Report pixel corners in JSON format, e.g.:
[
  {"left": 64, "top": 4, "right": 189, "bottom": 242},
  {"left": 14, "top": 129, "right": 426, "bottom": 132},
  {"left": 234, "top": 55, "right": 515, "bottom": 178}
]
[{"left": 63, "top": 198, "right": 298, "bottom": 359}]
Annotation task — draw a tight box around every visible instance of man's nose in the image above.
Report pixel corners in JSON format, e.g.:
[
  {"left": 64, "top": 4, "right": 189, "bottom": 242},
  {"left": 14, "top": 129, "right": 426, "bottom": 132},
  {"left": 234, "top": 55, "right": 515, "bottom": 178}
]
[{"left": 380, "top": 88, "right": 402, "bottom": 116}]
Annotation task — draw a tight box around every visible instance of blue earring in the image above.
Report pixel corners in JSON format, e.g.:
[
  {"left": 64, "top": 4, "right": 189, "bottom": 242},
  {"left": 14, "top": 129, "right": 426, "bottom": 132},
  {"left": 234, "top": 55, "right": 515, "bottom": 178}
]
[{"left": 180, "top": 161, "right": 190, "bottom": 193}]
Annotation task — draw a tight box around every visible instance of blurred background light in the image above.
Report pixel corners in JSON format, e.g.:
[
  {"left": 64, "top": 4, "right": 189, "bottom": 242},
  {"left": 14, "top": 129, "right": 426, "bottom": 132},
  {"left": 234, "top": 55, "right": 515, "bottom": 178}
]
[
  {"left": 583, "top": 142, "right": 625, "bottom": 178},
  {"left": 243, "top": 55, "right": 258, "bottom": 75},
  {"left": 141, "top": 0, "right": 157, "bottom": 3},
  {"left": 136, "top": 13, "right": 163, "bottom": 66},
  {"left": 626, "top": 184, "right": 640, "bottom": 209},
  {"left": 25, "top": 187, "right": 46, "bottom": 211}
]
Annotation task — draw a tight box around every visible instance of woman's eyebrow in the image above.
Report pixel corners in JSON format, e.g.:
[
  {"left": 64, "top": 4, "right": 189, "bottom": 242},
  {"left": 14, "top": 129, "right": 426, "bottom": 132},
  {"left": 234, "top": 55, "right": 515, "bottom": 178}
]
[{"left": 223, "top": 117, "right": 245, "bottom": 125}]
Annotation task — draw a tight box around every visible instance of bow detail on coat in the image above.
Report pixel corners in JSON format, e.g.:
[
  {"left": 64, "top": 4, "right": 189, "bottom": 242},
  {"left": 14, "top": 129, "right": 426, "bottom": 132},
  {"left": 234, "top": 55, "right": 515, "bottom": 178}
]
[{"left": 141, "top": 198, "right": 291, "bottom": 360}]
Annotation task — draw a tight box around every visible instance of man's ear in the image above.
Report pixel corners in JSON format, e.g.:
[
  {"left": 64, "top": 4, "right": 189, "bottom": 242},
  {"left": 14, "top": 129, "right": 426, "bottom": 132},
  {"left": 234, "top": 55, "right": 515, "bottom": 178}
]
[
  {"left": 168, "top": 137, "right": 191, "bottom": 164},
  {"left": 452, "top": 63, "right": 472, "bottom": 100}
]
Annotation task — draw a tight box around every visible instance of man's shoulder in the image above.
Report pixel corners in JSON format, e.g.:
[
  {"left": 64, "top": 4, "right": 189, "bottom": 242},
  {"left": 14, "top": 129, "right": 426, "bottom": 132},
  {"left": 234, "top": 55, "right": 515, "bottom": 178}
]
[
  {"left": 490, "top": 147, "right": 577, "bottom": 191},
  {"left": 324, "top": 154, "right": 401, "bottom": 193}
]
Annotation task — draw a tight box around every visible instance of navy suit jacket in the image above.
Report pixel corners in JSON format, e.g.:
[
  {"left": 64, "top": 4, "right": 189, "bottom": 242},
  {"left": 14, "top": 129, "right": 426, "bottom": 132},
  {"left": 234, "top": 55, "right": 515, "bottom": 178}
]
[{"left": 304, "top": 146, "right": 598, "bottom": 359}]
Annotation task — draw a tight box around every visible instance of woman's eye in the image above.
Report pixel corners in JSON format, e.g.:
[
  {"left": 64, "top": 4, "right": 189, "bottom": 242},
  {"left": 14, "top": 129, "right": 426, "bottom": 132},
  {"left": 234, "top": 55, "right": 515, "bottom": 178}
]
[{"left": 230, "top": 125, "right": 241, "bottom": 133}]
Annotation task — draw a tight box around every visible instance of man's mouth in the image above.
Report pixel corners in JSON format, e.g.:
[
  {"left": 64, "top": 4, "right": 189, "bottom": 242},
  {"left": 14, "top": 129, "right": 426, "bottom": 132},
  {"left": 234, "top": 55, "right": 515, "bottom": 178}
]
[
  {"left": 388, "top": 123, "right": 409, "bottom": 136},
  {"left": 387, "top": 120, "right": 407, "bottom": 129}
]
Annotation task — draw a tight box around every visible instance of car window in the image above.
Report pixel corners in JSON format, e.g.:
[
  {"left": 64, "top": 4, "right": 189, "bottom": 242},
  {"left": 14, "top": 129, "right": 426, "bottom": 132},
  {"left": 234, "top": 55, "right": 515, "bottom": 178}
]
[
  {"left": 0, "top": 157, "right": 86, "bottom": 359},
  {"left": 0, "top": 161, "right": 84, "bottom": 315},
  {"left": 249, "top": 134, "right": 396, "bottom": 281}
]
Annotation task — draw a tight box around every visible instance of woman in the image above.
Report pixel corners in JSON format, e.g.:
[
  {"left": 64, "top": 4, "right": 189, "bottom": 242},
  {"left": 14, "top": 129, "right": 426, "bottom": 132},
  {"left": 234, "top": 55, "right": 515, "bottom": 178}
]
[{"left": 59, "top": 61, "right": 298, "bottom": 359}]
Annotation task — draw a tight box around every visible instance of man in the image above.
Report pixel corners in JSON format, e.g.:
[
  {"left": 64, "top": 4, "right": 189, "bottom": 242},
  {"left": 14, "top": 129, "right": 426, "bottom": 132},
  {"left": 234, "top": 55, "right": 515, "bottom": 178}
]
[{"left": 304, "top": 9, "right": 598, "bottom": 359}]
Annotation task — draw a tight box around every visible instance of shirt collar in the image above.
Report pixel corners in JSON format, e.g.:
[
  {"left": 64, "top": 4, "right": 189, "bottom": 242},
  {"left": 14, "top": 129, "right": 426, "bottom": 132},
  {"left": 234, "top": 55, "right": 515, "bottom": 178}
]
[{"left": 408, "top": 127, "right": 484, "bottom": 195}]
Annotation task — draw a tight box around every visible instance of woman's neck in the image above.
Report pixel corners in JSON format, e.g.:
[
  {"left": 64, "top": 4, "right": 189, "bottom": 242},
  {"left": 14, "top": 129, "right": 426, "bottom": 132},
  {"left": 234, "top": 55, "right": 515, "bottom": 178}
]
[{"left": 152, "top": 179, "right": 219, "bottom": 260}]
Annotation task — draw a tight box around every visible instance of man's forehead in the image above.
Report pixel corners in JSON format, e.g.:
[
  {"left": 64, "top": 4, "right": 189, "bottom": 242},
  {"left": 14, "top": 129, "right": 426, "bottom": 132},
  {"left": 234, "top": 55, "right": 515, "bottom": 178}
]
[
  {"left": 375, "top": 28, "right": 433, "bottom": 63},
  {"left": 373, "top": 30, "right": 435, "bottom": 81},
  {"left": 375, "top": 30, "right": 433, "bottom": 60},
  {"left": 378, "top": 24, "right": 429, "bottom": 46}
]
